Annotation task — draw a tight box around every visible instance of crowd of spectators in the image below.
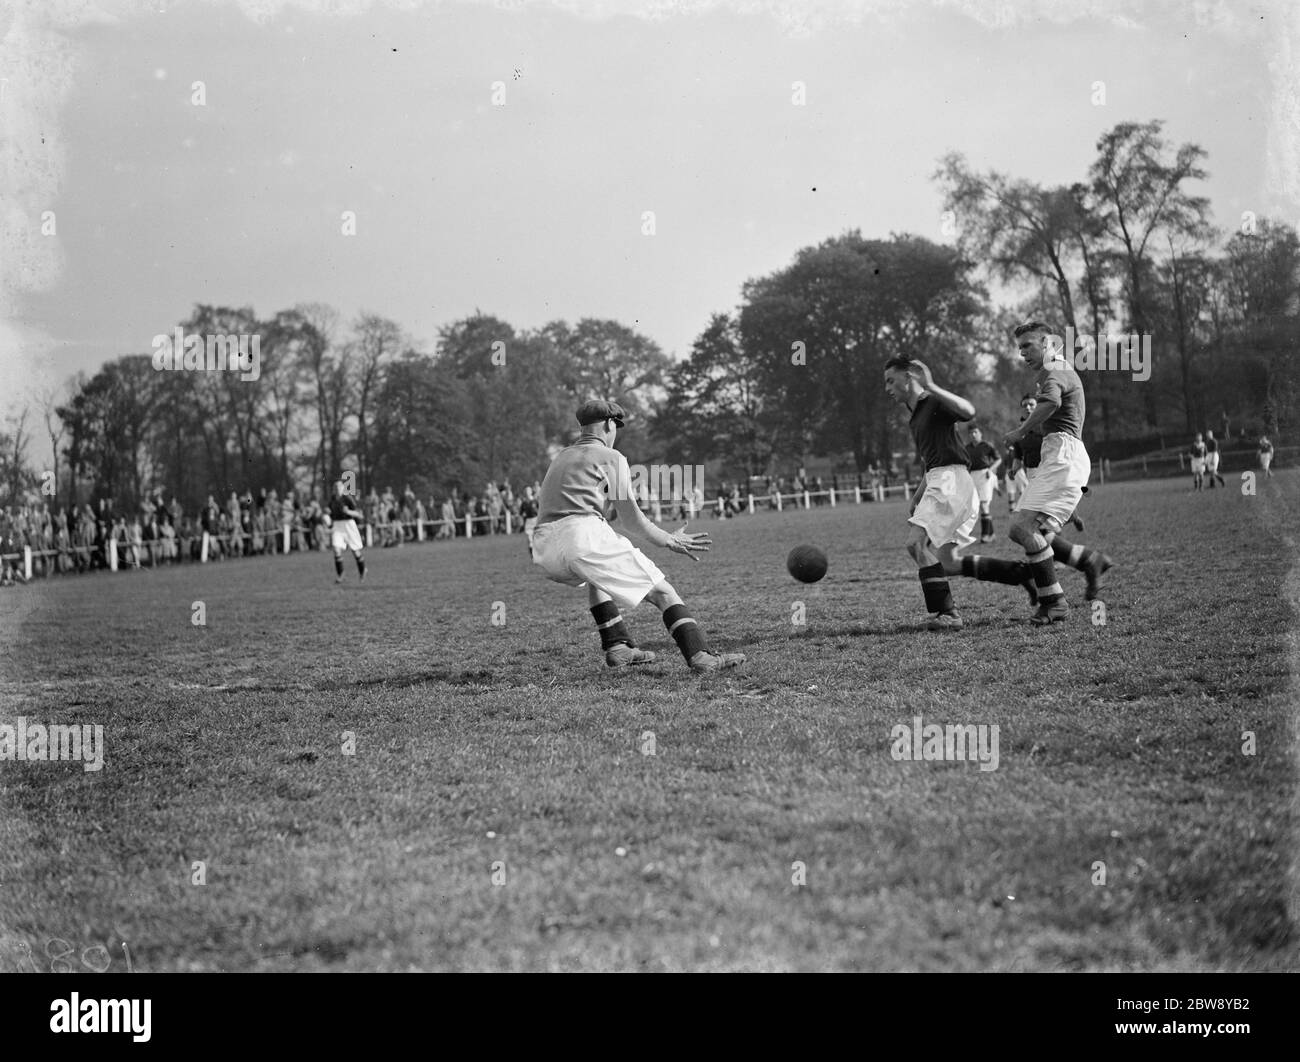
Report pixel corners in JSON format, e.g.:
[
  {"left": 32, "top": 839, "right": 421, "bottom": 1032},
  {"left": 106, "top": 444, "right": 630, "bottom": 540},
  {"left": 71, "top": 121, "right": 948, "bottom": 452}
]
[{"left": 0, "top": 468, "right": 901, "bottom": 585}]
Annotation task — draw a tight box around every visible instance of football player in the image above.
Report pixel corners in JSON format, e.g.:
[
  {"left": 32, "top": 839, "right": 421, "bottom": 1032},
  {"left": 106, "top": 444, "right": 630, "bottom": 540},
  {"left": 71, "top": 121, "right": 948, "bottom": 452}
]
[
  {"left": 328, "top": 478, "right": 367, "bottom": 584},
  {"left": 1189, "top": 432, "right": 1207, "bottom": 491},
  {"left": 531, "top": 400, "right": 745, "bottom": 673},
  {"left": 966, "top": 425, "right": 1002, "bottom": 543},
  {"left": 884, "top": 357, "right": 1037, "bottom": 630},
  {"left": 1004, "top": 323, "right": 1112, "bottom": 624}
]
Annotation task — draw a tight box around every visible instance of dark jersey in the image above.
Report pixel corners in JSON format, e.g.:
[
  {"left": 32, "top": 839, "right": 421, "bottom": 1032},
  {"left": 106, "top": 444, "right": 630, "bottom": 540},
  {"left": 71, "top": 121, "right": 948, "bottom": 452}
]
[
  {"left": 519, "top": 498, "right": 539, "bottom": 519},
  {"left": 1034, "top": 366, "right": 1085, "bottom": 438},
  {"left": 329, "top": 493, "right": 361, "bottom": 523},
  {"left": 909, "top": 394, "right": 970, "bottom": 473},
  {"left": 968, "top": 440, "right": 1000, "bottom": 471},
  {"left": 1190, "top": 441, "right": 1207, "bottom": 459},
  {"left": 1011, "top": 414, "right": 1044, "bottom": 470},
  {"left": 1205, "top": 436, "right": 1219, "bottom": 454}
]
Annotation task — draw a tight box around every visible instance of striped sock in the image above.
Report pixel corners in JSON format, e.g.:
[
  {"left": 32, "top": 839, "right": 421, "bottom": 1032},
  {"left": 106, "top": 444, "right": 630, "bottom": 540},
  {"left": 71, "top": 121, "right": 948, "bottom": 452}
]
[
  {"left": 1051, "top": 536, "right": 1096, "bottom": 571},
  {"left": 662, "top": 603, "right": 707, "bottom": 661},
  {"left": 1027, "top": 545, "right": 1064, "bottom": 604},
  {"left": 590, "top": 600, "right": 633, "bottom": 650},
  {"left": 961, "top": 555, "right": 1026, "bottom": 586},
  {"left": 918, "top": 563, "right": 955, "bottom": 615}
]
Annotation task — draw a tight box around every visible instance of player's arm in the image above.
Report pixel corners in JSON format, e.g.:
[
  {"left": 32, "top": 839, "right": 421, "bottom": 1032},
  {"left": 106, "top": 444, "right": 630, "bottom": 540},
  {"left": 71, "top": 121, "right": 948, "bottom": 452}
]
[
  {"left": 1005, "top": 382, "right": 1059, "bottom": 445},
  {"left": 908, "top": 361, "right": 975, "bottom": 421},
  {"left": 611, "top": 496, "right": 711, "bottom": 560}
]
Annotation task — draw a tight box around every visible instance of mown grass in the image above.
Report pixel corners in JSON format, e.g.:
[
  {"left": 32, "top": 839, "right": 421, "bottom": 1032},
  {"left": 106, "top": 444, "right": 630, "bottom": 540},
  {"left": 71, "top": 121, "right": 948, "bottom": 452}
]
[{"left": 1, "top": 472, "right": 1296, "bottom": 971}]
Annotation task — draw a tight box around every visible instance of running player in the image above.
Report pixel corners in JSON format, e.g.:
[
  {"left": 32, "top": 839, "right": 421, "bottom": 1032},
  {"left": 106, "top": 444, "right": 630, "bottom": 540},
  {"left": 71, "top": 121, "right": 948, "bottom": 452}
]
[
  {"left": 1258, "top": 434, "right": 1274, "bottom": 477},
  {"left": 966, "top": 426, "right": 1001, "bottom": 542},
  {"left": 1204, "top": 429, "right": 1226, "bottom": 488},
  {"left": 1004, "top": 323, "right": 1112, "bottom": 624},
  {"left": 531, "top": 400, "right": 745, "bottom": 673},
  {"left": 328, "top": 478, "right": 367, "bottom": 583},
  {"left": 884, "top": 358, "right": 1036, "bottom": 630}
]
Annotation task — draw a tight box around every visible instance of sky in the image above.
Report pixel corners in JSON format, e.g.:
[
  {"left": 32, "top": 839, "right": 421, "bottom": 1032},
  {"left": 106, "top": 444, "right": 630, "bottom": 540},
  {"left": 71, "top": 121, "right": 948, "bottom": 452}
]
[{"left": 1, "top": 0, "right": 1296, "bottom": 468}]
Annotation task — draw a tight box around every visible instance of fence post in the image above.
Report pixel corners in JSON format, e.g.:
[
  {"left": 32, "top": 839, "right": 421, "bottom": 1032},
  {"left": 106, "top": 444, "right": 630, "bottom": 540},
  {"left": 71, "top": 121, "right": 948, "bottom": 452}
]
[
  {"left": 505, "top": 511, "right": 512, "bottom": 534},
  {"left": 775, "top": 492, "right": 782, "bottom": 511},
  {"left": 111, "top": 538, "right": 120, "bottom": 570},
  {"left": 417, "top": 516, "right": 425, "bottom": 541},
  {"left": 854, "top": 486, "right": 862, "bottom": 504},
  {"left": 803, "top": 490, "right": 810, "bottom": 509},
  {"left": 366, "top": 523, "right": 374, "bottom": 547},
  {"left": 747, "top": 494, "right": 754, "bottom": 514},
  {"left": 283, "top": 525, "right": 291, "bottom": 553},
  {"left": 23, "top": 546, "right": 32, "bottom": 581},
  {"left": 465, "top": 513, "right": 472, "bottom": 538},
  {"left": 829, "top": 488, "right": 836, "bottom": 507}
]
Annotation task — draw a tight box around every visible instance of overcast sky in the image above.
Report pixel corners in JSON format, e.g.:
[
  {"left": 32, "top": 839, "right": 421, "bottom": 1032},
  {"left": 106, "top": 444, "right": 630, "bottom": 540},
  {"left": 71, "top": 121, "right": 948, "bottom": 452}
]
[{"left": 2, "top": 0, "right": 1296, "bottom": 457}]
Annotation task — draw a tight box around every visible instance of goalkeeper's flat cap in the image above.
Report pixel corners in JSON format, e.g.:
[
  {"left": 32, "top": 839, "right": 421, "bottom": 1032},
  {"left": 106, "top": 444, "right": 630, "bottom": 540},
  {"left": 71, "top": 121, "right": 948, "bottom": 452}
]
[{"left": 576, "top": 400, "right": 627, "bottom": 428}]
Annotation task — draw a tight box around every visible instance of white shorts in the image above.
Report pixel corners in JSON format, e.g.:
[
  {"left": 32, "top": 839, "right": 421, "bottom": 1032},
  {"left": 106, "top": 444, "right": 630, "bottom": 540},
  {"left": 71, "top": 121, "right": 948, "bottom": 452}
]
[
  {"left": 1260, "top": 453, "right": 1272, "bottom": 470},
  {"left": 531, "top": 515, "right": 665, "bottom": 611},
  {"left": 1206, "top": 452, "right": 1220, "bottom": 473},
  {"left": 971, "top": 467, "right": 997, "bottom": 506},
  {"left": 1191, "top": 457, "right": 1205, "bottom": 475},
  {"left": 909, "top": 465, "right": 978, "bottom": 550},
  {"left": 1018, "top": 433, "right": 1091, "bottom": 530},
  {"left": 524, "top": 517, "right": 538, "bottom": 539},
  {"left": 1008, "top": 468, "right": 1028, "bottom": 501},
  {"left": 331, "top": 519, "right": 363, "bottom": 553}
]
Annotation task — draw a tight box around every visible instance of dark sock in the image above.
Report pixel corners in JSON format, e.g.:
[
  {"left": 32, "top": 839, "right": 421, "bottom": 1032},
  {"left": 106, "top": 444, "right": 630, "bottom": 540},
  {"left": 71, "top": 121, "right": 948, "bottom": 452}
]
[
  {"left": 981, "top": 515, "right": 994, "bottom": 538},
  {"left": 1051, "top": 536, "right": 1098, "bottom": 571},
  {"left": 334, "top": 555, "right": 344, "bottom": 577},
  {"left": 1026, "top": 546, "right": 1064, "bottom": 605},
  {"left": 918, "top": 563, "right": 955, "bottom": 615},
  {"left": 662, "top": 603, "right": 707, "bottom": 661},
  {"left": 356, "top": 554, "right": 366, "bottom": 575},
  {"left": 590, "top": 600, "right": 633, "bottom": 650},
  {"left": 960, "top": 555, "right": 1027, "bottom": 586}
]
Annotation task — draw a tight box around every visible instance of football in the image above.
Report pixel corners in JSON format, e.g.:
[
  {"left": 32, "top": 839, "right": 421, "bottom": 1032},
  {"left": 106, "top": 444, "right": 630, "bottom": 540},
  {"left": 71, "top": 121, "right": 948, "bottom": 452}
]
[{"left": 786, "top": 544, "right": 828, "bottom": 583}]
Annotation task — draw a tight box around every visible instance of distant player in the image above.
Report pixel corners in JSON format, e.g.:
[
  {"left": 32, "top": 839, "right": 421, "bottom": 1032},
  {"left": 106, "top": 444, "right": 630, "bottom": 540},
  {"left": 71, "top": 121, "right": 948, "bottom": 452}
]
[
  {"left": 1189, "top": 432, "right": 1207, "bottom": 491},
  {"left": 1258, "top": 434, "right": 1274, "bottom": 477},
  {"left": 1007, "top": 395, "right": 1036, "bottom": 511},
  {"left": 519, "top": 486, "right": 540, "bottom": 557},
  {"left": 1204, "top": 429, "right": 1226, "bottom": 488},
  {"left": 329, "top": 479, "right": 367, "bottom": 583},
  {"left": 966, "top": 426, "right": 1001, "bottom": 542},
  {"left": 883, "top": 358, "right": 1036, "bottom": 631},
  {"left": 531, "top": 400, "right": 745, "bottom": 673},
  {"left": 1004, "top": 323, "right": 1112, "bottom": 624}
]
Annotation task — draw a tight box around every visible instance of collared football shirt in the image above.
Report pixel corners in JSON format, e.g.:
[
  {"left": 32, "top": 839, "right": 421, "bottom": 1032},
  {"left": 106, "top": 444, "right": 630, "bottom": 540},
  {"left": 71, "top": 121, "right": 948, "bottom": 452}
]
[{"left": 536, "top": 435, "right": 632, "bottom": 527}]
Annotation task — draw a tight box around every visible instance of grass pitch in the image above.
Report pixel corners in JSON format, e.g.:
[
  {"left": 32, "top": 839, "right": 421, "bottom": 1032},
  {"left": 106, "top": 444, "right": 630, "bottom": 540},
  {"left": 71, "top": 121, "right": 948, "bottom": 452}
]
[{"left": 1, "top": 473, "right": 1296, "bottom": 971}]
